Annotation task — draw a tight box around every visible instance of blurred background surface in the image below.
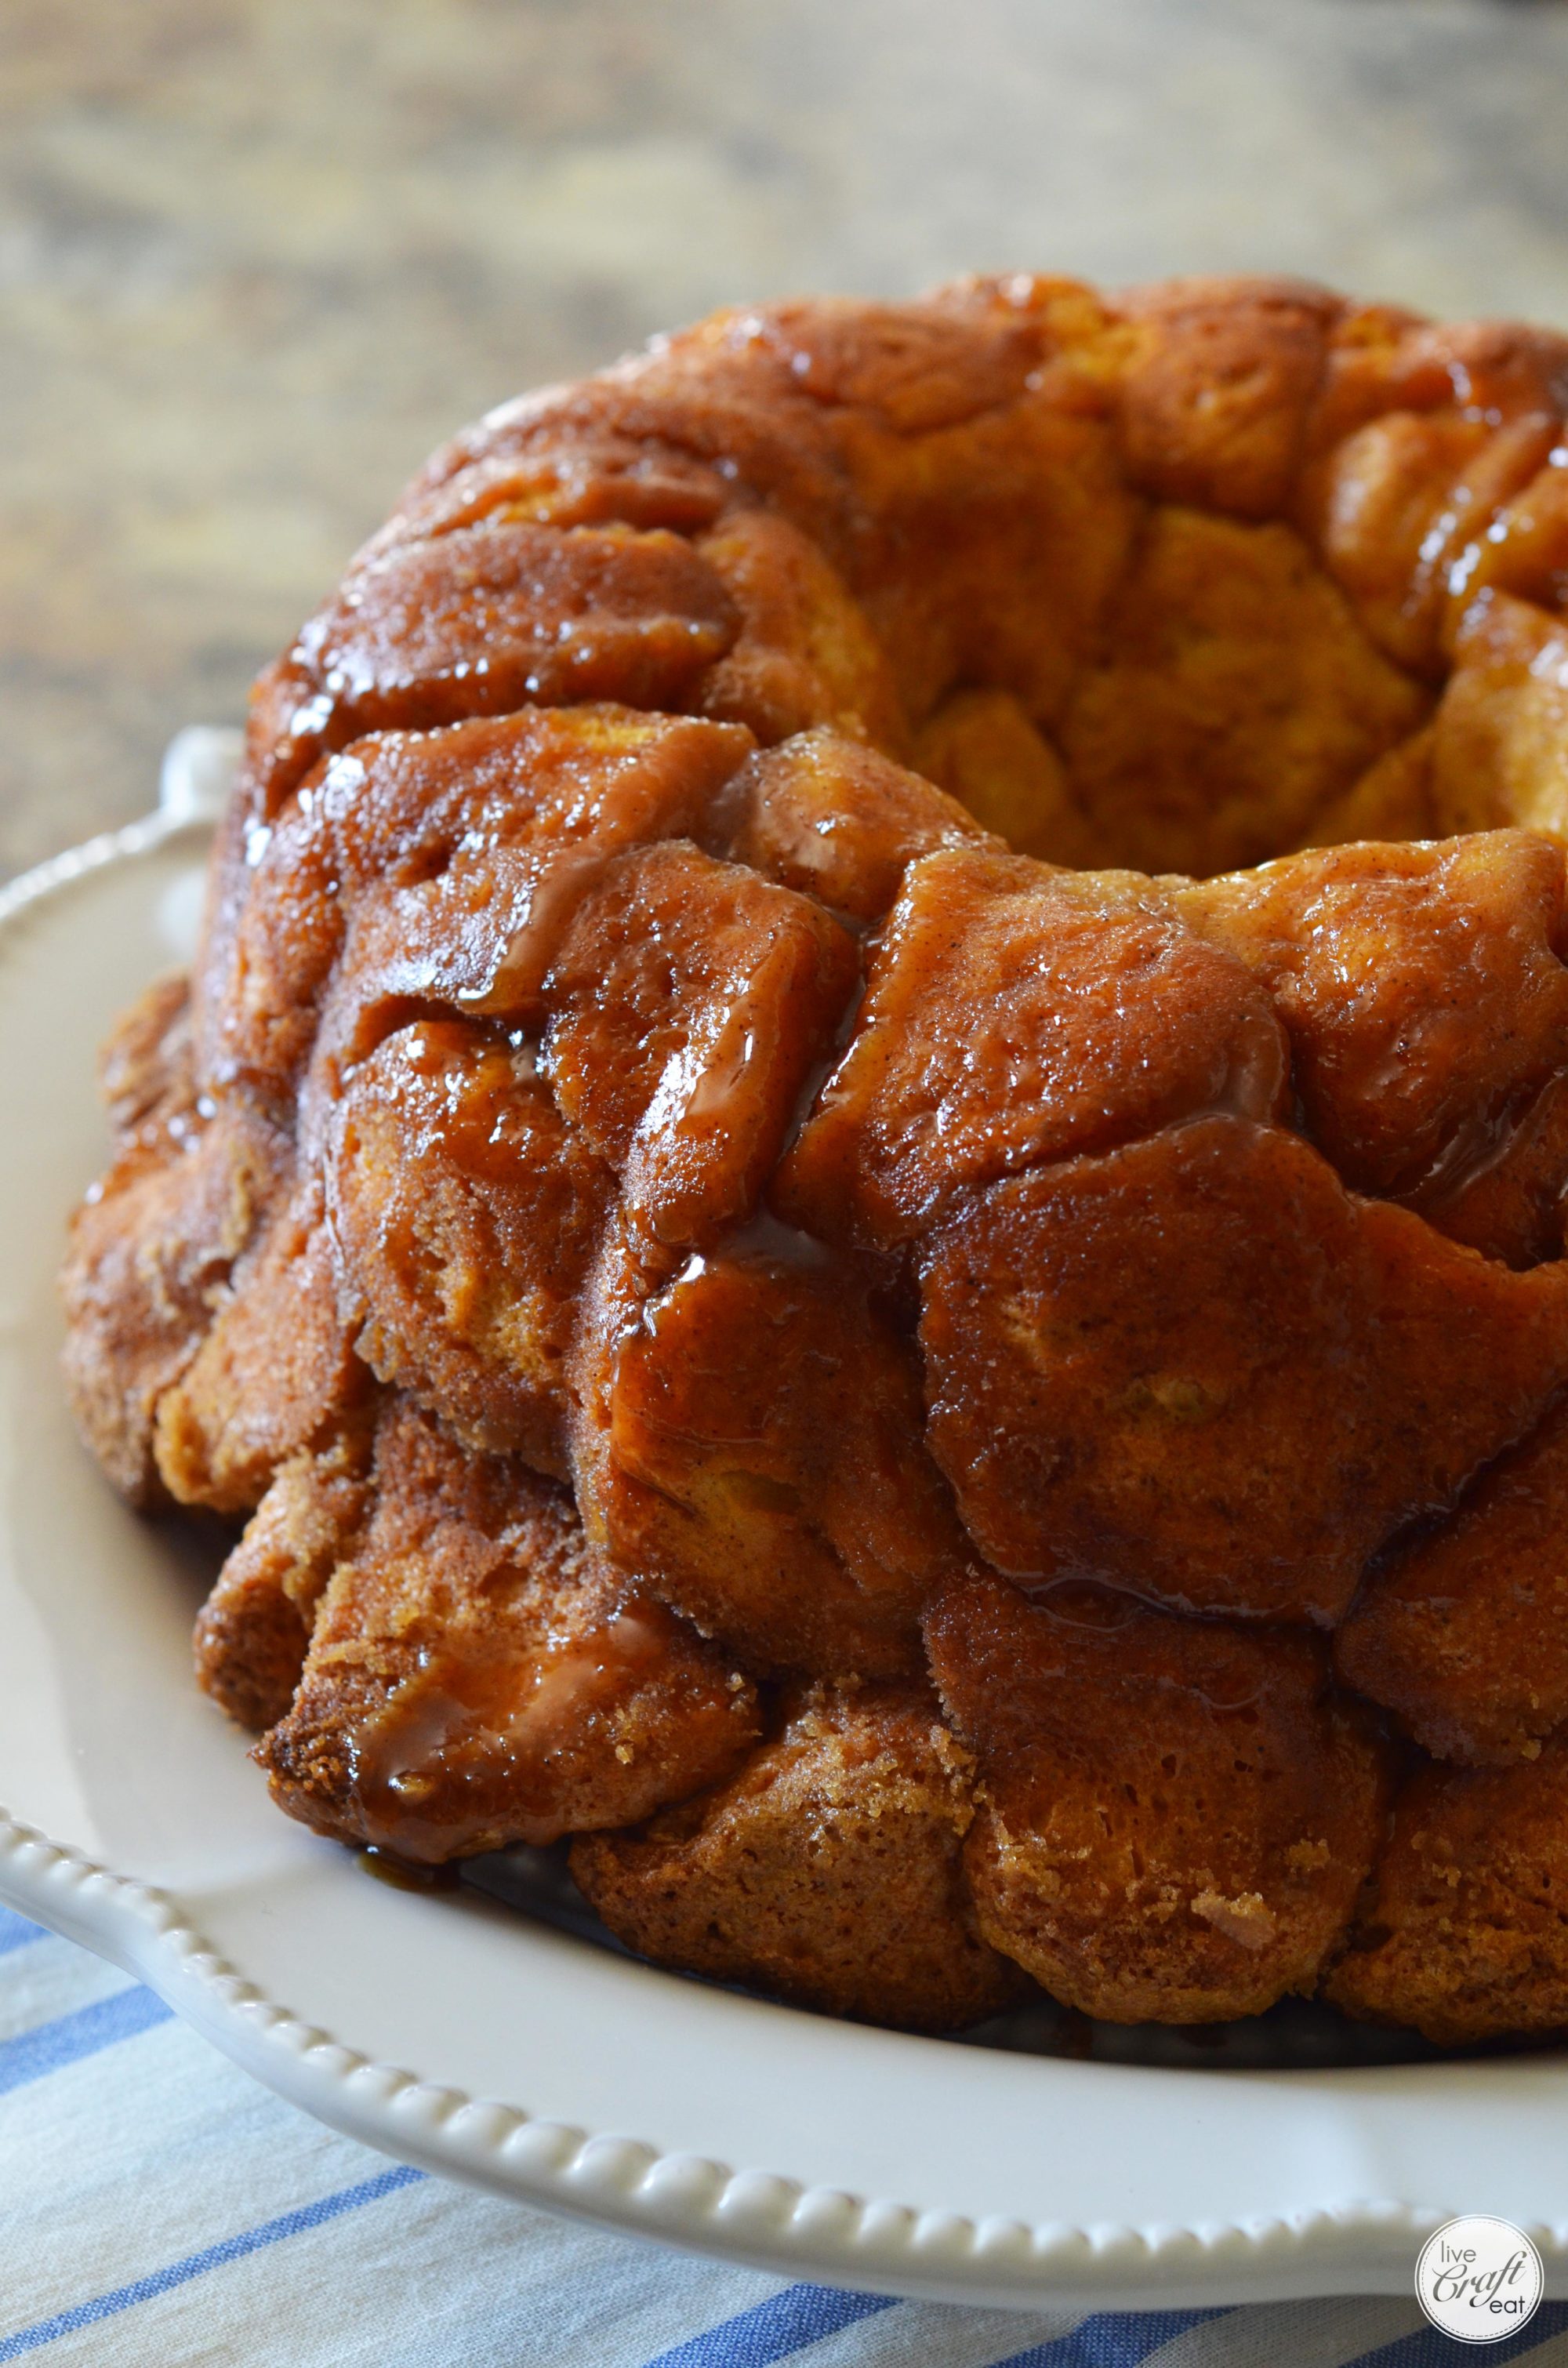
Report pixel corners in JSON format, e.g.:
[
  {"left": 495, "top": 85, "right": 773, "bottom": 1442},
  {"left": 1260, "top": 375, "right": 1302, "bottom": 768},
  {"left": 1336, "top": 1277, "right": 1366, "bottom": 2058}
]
[{"left": 4, "top": 0, "right": 1568, "bottom": 874}]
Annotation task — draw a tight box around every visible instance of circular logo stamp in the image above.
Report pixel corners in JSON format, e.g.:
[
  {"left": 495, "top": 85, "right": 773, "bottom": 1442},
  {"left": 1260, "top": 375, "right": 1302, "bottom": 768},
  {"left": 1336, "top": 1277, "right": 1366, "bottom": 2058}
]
[{"left": 1415, "top": 2216, "right": 1544, "bottom": 2343}]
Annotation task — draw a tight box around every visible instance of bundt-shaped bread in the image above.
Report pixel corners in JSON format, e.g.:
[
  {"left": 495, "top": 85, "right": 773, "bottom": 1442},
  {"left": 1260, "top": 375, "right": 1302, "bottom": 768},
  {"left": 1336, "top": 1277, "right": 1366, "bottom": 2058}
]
[{"left": 61, "top": 274, "right": 1568, "bottom": 2043}]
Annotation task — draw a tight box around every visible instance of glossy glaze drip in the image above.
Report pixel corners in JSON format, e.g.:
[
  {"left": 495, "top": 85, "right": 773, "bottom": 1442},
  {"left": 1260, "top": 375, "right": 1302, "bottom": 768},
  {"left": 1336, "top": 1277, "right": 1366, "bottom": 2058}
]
[
  {"left": 458, "top": 847, "right": 619, "bottom": 1017},
  {"left": 344, "top": 1605, "right": 670, "bottom": 1859}
]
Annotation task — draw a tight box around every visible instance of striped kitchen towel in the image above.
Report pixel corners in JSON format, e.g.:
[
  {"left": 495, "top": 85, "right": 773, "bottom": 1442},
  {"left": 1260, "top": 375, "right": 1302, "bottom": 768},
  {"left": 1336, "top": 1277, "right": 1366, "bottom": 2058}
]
[{"left": 1, "top": 1902, "right": 1563, "bottom": 2366}]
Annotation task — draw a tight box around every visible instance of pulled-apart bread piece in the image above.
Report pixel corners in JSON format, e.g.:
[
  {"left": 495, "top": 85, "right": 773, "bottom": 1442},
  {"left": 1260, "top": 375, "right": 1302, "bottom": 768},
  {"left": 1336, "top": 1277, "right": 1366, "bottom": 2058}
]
[
  {"left": 1172, "top": 831, "right": 1568, "bottom": 1255},
  {"left": 775, "top": 844, "right": 1288, "bottom": 1254},
  {"left": 571, "top": 1680, "right": 1025, "bottom": 2031},
  {"left": 694, "top": 506, "right": 909, "bottom": 754},
  {"left": 537, "top": 835, "right": 857, "bottom": 1251},
  {"left": 259, "top": 1400, "right": 759, "bottom": 1861},
  {"left": 926, "top": 1570, "right": 1392, "bottom": 2024},
  {"left": 715, "top": 726, "right": 989, "bottom": 923},
  {"left": 1337, "top": 1393, "right": 1568, "bottom": 1765},
  {"left": 327, "top": 1018, "right": 612, "bottom": 1477},
  {"left": 572, "top": 1218, "right": 965, "bottom": 1679},
  {"left": 194, "top": 1425, "right": 376, "bottom": 1731},
  {"left": 919, "top": 1116, "right": 1568, "bottom": 1622},
  {"left": 1327, "top": 1742, "right": 1568, "bottom": 2045},
  {"left": 61, "top": 977, "right": 289, "bottom": 1505}
]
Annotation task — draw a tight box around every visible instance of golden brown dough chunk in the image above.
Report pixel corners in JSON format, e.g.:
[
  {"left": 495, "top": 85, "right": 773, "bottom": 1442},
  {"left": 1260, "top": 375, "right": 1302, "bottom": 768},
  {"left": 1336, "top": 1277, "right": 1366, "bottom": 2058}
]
[
  {"left": 194, "top": 1429, "right": 375, "bottom": 1731},
  {"left": 1299, "top": 728, "right": 1438, "bottom": 851},
  {"left": 572, "top": 1680, "right": 1023, "bottom": 2032},
  {"left": 920, "top": 1117, "right": 1568, "bottom": 1622},
  {"left": 1305, "top": 312, "right": 1568, "bottom": 487},
  {"left": 153, "top": 1175, "right": 365, "bottom": 1515},
  {"left": 1432, "top": 593, "right": 1568, "bottom": 844},
  {"left": 1116, "top": 275, "right": 1338, "bottom": 519},
  {"left": 209, "top": 704, "right": 755, "bottom": 1102},
  {"left": 913, "top": 688, "right": 1097, "bottom": 864},
  {"left": 1058, "top": 510, "right": 1429, "bottom": 875},
  {"left": 373, "top": 434, "right": 731, "bottom": 548},
  {"left": 695, "top": 507, "right": 907, "bottom": 754},
  {"left": 1422, "top": 1070, "right": 1568, "bottom": 1270},
  {"left": 730, "top": 283, "right": 1047, "bottom": 430},
  {"left": 1327, "top": 1744, "right": 1568, "bottom": 2044},
  {"left": 849, "top": 381, "right": 1142, "bottom": 732},
  {"left": 260, "top": 1401, "right": 759, "bottom": 1862},
  {"left": 408, "top": 331, "right": 852, "bottom": 575},
  {"left": 250, "top": 521, "right": 740, "bottom": 812},
  {"left": 1316, "top": 409, "right": 1560, "bottom": 675},
  {"left": 1337, "top": 1395, "right": 1568, "bottom": 1764},
  {"left": 540, "top": 841, "right": 857, "bottom": 1251},
  {"left": 927, "top": 1570, "right": 1391, "bottom": 2024},
  {"left": 1173, "top": 832, "right": 1568, "bottom": 1219},
  {"left": 716, "top": 727, "right": 988, "bottom": 923},
  {"left": 328, "top": 1019, "right": 610, "bottom": 1474},
  {"left": 1457, "top": 455, "right": 1568, "bottom": 619},
  {"left": 61, "top": 983, "right": 289, "bottom": 1505},
  {"left": 575, "top": 1225, "right": 964, "bottom": 1678},
  {"left": 777, "top": 845, "right": 1287, "bottom": 1254}
]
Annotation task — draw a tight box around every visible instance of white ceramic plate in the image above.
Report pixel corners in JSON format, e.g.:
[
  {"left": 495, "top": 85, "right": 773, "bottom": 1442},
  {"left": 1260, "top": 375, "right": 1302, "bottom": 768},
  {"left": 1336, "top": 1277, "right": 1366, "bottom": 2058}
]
[{"left": 5, "top": 735, "right": 1568, "bottom": 2311}]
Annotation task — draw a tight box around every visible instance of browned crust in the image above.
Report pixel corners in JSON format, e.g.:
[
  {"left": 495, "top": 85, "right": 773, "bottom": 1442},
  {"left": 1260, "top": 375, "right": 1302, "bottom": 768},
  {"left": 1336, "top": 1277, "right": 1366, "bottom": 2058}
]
[
  {"left": 1326, "top": 1742, "right": 1568, "bottom": 2045},
  {"left": 60, "top": 274, "right": 1568, "bottom": 2042},
  {"left": 256, "top": 1401, "right": 760, "bottom": 1861},
  {"left": 572, "top": 1681, "right": 1025, "bottom": 2032},
  {"left": 927, "top": 1570, "right": 1393, "bottom": 2024}
]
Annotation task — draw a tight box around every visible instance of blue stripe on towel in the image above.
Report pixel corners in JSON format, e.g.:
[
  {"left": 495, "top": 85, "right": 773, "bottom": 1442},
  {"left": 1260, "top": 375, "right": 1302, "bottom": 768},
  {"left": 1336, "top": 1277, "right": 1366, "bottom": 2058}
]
[
  {"left": 640, "top": 2294, "right": 1226, "bottom": 2368},
  {"left": 0, "top": 1985, "right": 172, "bottom": 2097},
  {"left": 991, "top": 2309, "right": 1226, "bottom": 2366},
  {"left": 642, "top": 2283, "right": 898, "bottom": 2366},
  {"left": 0, "top": 2164, "right": 426, "bottom": 2359},
  {"left": 1345, "top": 2301, "right": 1568, "bottom": 2367},
  {"left": 0, "top": 1908, "right": 41, "bottom": 1959}
]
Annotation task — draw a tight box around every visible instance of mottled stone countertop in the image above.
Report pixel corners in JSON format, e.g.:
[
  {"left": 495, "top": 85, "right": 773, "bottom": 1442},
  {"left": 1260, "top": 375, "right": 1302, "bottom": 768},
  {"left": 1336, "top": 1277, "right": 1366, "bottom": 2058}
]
[{"left": 3, "top": 0, "right": 1567, "bottom": 873}]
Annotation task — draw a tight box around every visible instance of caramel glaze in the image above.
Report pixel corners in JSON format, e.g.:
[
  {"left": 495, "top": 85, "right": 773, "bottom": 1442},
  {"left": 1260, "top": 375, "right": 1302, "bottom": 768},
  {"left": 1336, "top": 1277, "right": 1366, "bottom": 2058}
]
[
  {"left": 358, "top": 1847, "right": 460, "bottom": 1894},
  {"left": 64, "top": 278, "right": 1568, "bottom": 2041},
  {"left": 256, "top": 1400, "right": 761, "bottom": 1865},
  {"left": 343, "top": 1604, "right": 673, "bottom": 1861}
]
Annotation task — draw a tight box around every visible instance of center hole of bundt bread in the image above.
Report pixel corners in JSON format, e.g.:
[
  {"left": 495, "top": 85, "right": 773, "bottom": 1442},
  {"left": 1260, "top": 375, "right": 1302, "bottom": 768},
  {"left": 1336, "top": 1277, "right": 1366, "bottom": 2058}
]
[{"left": 903, "top": 508, "right": 1432, "bottom": 876}]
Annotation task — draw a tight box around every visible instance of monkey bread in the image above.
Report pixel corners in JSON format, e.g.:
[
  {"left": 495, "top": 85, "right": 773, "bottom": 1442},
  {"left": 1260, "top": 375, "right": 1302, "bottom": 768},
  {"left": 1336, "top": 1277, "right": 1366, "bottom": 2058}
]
[{"left": 62, "top": 274, "right": 1568, "bottom": 2043}]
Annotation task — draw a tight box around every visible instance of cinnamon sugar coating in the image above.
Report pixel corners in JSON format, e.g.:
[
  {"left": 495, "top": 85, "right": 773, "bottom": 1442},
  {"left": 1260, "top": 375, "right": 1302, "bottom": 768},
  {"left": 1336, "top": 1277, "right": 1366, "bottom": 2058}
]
[
  {"left": 919, "top": 1117, "right": 1568, "bottom": 1622},
  {"left": 1326, "top": 1741, "right": 1568, "bottom": 2044},
  {"left": 927, "top": 1571, "right": 1391, "bottom": 2024},
  {"left": 572, "top": 1680, "right": 1023, "bottom": 2032},
  {"left": 259, "top": 1400, "right": 759, "bottom": 1863},
  {"left": 1337, "top": 1393, "right": 1568, "bottom": 1766},
  {"left": 61, "top": 977, "right": 289, "bottom": 1506},
  {"left": 775, "top": 845, "right": 1288, "bottom": 1251},
  {"left": 194, "top": 1426, "right": 375, "bottom": 1731},
  {"left": 60, "top": 274, "right": 1568, "bottom": 2038}
]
